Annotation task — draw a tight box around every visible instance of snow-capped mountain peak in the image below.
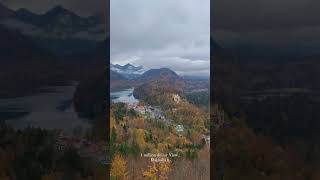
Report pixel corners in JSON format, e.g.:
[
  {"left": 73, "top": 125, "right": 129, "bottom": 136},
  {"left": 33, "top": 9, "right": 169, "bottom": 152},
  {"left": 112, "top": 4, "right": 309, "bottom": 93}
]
[{"left": 111, "top": 63, "right": 147, "bottom": 79}]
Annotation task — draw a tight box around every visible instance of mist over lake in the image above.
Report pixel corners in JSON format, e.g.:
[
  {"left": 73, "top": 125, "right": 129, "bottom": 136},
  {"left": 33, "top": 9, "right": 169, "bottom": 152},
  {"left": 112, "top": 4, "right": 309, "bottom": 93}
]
[{"left": 0, "top": 82, "right": 90, "bottom": 134}]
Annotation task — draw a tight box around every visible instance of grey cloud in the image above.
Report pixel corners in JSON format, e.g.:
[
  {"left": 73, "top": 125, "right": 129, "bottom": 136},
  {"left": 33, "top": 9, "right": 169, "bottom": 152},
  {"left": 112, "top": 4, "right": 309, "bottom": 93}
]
[
  {"left": 215, "top": 26, "right": 320, "bottom": 46},
  {"left": 215, "top": 26, "right": 320, "bottom": 56},
  {"left": 111, "top": 0, "right": 210, "bottom": 76},
  {"left": 213, "top": 0, "right": 320, "bottom": 32},
  {"left": 213, "top": 0, "right": 320, "bottom": 58}
]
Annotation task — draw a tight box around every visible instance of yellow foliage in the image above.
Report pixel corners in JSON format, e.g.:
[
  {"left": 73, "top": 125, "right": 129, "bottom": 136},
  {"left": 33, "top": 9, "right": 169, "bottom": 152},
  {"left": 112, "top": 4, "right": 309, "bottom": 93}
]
[
  {"left": 158, "top": 162, "right": 171, "bottom": 180},
  {"left": 133, "top": 129, "right": 147, "bottom": 151},
  {"left": 157, "top": 143, "right": 168, "bottom": 153},
  {"left": 150, "top": 148, "right": 160, "bottom": 154},
  {"left": 143, "top": 162, "right": 158, "bottom": 179},
  {"left": 111, "top": 154, "right": 128, "bottom": 180},
  {"left": 143, "top": 161, "right": 171, "bottom": 180}
]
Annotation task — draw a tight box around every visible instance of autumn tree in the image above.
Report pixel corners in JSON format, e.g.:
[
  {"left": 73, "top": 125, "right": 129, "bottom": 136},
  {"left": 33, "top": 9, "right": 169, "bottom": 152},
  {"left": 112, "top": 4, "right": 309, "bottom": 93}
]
[
  {"left": 133, "top": 129, "right": 147, "bottom": 151},
  {"left": 143, "top": 161, "right": 171, "bottom": 180},
  {"left": 143, "top": 162, "right": 158, "bottom": 179},
  {"left": 158, "top": 161, "right": 171, "bottom": 180},
  {"left": 111, "top": 154, "right": 128, "bottom": 180}
]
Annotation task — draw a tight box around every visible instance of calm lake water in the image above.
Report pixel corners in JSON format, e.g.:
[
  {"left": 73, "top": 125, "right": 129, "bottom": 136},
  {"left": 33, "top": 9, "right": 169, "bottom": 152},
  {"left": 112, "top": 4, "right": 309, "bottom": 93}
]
[
  {"left": 0, "top": 82, "right": 90, "bottom": 134},
  {"left": 110, "top": 88, "right": 139, "bottom": 105}
]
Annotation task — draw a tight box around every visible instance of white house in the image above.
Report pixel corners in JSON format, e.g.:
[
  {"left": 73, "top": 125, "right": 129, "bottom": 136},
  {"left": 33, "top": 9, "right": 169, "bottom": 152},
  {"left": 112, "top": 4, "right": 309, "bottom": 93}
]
[{"left": 175, "top": 125, "right": 184, "bottom": 133}]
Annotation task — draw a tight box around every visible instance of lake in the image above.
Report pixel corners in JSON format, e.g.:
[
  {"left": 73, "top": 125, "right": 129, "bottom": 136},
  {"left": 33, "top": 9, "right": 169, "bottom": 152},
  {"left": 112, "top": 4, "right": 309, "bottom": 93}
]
[
  {"left": 110, "top": 88, "right": 139, "bottom": 105},
  {"left": 0, "top": 82, "right": 90, "bottom": 135}
]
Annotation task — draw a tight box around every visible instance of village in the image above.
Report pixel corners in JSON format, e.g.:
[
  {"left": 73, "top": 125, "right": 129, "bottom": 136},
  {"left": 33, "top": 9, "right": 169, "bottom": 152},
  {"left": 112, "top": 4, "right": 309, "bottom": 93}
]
[
  {"left": 128, "top": 103, "right": 183, "bottom": 131},
  {"left": 127, "top": 102, "right": 210, "bottom": 147}
]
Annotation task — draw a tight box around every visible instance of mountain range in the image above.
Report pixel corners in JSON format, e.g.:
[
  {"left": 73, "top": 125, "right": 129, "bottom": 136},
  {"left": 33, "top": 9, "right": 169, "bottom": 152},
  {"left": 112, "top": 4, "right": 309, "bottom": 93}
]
[
  {"left": 110, "top": 63, "right": 207, "bottom": 81},
  {"left": 110, "top": 63, "right": 146, "bottom": 80},
  {"left": 111, "top": 63, "right": 182, "bottom": 81},
  {"left": 0, "top": 3, "right": 106, "bottom": 55}
]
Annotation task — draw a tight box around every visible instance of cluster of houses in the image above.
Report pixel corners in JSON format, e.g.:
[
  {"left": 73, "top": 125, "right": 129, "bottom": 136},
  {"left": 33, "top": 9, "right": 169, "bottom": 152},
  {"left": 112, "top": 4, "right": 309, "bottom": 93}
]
[
  {"left": 128, "top": 104, "right": 146, "bottom": 114},
  {"left": 128, "top": 103, "right": 188, "bottom": 137},
  {"left": 126, "top": 100, "right": 212, "bottom": 148},
  {"left": 127, "top": 104, "right": 166, "bottom": 120},
  {"left": 126, "top": 102, "right": 212, "bottom": 148}
]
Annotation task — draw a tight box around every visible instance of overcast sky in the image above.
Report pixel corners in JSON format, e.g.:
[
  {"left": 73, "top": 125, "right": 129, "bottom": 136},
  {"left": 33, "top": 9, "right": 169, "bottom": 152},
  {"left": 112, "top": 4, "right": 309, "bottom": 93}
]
[
  {"left": 0, "top": 0, "right": 107, "bottom": 17},
  {"left": 213, "top": 0, "right": 320, "bottom": 58},
  {"left": 111, "top": 0, "right": 210, "bottom": 77}
]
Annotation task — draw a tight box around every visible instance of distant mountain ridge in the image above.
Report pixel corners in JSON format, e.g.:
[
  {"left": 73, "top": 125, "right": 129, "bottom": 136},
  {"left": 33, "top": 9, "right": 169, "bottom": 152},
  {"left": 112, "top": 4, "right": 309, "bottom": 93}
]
[
  {"left": 111, "top": 63, "right": 146, "bottom": 80},
  {"left": 14, "top": 6, "right": 100, "bottom": 32},
  {"left": 110, "top": 64, "right": 183, "bottom": 82},
  {"left": 0, "top": 2, "right": 106, "bottom": 55},
  {"left": 110, "top": 70, "right": 126, "bottom": 80},
  {"left": 0, "top": 4, "right": 104, "bottom": 39}
]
